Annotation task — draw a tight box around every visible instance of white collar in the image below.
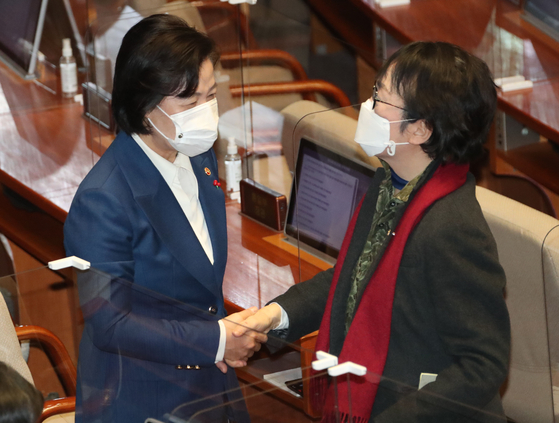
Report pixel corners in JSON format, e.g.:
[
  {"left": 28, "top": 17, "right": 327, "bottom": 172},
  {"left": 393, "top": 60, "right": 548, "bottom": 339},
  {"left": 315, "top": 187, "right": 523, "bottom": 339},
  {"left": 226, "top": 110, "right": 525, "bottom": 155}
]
[{"left": 131, "top": 133, "right": 194, "bottom": 186}]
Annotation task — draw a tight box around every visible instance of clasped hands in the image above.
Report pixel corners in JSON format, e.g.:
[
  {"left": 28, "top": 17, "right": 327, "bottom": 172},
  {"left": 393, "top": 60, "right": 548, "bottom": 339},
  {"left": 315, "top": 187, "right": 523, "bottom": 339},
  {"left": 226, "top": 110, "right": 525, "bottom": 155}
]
[{"left": 216, "top": 304, "right": 282, "bottom": 374}]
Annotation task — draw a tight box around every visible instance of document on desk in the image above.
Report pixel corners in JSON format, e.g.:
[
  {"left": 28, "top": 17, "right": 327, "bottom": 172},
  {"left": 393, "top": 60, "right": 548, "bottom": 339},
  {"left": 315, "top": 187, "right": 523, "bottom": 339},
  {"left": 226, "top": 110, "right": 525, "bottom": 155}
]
[{"left": 263, "top": 367, "right": 303, "bottom": 397}]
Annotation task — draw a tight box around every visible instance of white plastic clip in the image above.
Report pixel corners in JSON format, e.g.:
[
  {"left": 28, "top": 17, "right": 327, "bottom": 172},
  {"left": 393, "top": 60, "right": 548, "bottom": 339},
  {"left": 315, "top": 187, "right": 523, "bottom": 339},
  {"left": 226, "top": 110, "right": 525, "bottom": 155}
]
[
  {"left": 327, "top": 361, "right": 367, "bottom": 378},
  {"left": 220, "top": 0, "right": 257, "bottom": 4},
  {"left": 376, "top": 0, "right": 410, "bottom": 7},
  {"left": 494, "top": 75, "right": 533, "bottom": 93},
  {"left": 312, "top": 350, "right": 338, "bottom": 371},
  {"left": 48, "top": 256, "right": 91, "bottom": 271}
]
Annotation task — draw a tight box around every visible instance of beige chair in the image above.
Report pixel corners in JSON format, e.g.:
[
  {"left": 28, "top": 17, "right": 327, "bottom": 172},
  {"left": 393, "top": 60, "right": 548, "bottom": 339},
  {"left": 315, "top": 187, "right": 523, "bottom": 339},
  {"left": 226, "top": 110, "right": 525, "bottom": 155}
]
[
  {"left": 0, "top": 235, "right": 19, "bottom": 324},
  {"left": 0, "top": 290, "right": 33, "bottom": 385},
  {"left": 250, "top": 100, "right": 378, "bottom": 197},
  {"left": 476, "top": 186, "right": 559, "bottom": 423},
  {"left": 279, "top": 100, "right": 378, "bottom": 171}
]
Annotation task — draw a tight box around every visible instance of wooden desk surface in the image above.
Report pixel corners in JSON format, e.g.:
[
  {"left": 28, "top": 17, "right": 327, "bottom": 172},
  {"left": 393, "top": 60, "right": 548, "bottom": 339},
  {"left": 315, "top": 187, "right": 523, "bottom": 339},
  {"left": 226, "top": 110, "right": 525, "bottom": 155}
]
[
  {"left": 224, "top": 202, "right": 324, "bottom": 310},
  {"left": 0, "top": 63, "right": 96, "bottom": 223},
  {"left": 309, "top": 0, "right": 559, "bottom": 131}
]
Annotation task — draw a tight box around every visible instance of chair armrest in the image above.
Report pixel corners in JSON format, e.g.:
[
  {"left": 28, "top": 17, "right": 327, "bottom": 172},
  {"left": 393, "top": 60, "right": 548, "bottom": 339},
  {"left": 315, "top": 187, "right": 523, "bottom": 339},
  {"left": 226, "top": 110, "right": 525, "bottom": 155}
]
[
  {"left": 229, "top": 80, "right": 352, "bottom": 109},
  {"left": 40, "top": 396, "right": 76, "bottom": 422},
  {"left": 16, "top": 325, "right": 77, "bottom": 396}
]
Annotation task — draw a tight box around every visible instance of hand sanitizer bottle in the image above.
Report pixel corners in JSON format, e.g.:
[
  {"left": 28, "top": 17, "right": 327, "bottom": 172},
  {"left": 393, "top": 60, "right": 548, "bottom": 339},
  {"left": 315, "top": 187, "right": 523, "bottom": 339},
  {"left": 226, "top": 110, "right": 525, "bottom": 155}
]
[
  {"left": 60, "top": 38, "right": 77, "bottom": 98},
  {"left": 224, "top": 137, "right": 242, "bottom": 201}
]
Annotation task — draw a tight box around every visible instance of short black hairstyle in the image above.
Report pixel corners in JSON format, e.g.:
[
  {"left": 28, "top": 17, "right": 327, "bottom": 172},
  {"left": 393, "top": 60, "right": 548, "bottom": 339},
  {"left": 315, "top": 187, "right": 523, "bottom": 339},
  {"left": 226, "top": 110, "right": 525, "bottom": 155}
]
[
  {"left": 376, "top": 41, "right": 497, "bottom": 164},
  {"left": 0, "top": 362, "right": 43, "bottom": 423},
  {"left": 111, "top": 14, "right": 220, "bottom": 135}
]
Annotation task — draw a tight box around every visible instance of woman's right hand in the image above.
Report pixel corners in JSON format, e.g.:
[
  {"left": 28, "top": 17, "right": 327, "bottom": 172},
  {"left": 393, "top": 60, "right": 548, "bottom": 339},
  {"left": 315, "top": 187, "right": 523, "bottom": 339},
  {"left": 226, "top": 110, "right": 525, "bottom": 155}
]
[{"left": 220, "top": 307, "right": 267, "bottom": 371}]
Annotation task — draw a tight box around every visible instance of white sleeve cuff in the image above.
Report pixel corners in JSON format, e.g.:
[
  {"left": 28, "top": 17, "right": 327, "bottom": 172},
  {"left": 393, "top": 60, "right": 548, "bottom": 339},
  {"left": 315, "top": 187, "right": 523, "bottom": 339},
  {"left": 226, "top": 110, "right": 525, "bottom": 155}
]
[
  {"left": 215, "top": 319, "right": 226, "bottom": 363},
  {"left": 271, "top": 302, "right": 290, "bottom": 330}
]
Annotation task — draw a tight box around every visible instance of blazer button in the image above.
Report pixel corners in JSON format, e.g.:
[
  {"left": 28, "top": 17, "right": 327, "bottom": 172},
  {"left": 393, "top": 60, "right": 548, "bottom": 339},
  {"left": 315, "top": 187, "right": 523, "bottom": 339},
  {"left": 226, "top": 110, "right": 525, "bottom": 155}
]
[
  {"left": 176, "top": 364, "right": 200, "bottom": 370},
  {"left": 208, "top": 305, "right": 218, "bottom": 315}
]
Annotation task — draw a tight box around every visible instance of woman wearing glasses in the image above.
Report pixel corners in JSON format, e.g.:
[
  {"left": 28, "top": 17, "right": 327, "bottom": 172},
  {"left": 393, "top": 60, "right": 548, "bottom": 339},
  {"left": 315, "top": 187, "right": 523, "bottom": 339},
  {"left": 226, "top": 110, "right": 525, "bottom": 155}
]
[{"left": 239, "top": 41, "right": 510, "bottom": 423}]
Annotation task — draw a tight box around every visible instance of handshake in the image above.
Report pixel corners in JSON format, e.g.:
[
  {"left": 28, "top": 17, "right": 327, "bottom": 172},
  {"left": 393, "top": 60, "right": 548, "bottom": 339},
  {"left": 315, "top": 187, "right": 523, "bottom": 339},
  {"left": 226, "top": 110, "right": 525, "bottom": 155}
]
[{"left": 216, "top": 304, "right": 282, "bottom": 374}]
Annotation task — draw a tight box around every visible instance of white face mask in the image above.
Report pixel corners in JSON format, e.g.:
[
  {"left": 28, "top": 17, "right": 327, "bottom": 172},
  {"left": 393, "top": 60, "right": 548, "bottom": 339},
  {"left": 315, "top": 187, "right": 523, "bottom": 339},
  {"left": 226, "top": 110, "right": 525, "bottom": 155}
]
[
  {"left": 354, "top": 98, "right": 413, "bottom": 157},
  {"left": 148, "top": 98, "right": 219, "bottom": 157}
]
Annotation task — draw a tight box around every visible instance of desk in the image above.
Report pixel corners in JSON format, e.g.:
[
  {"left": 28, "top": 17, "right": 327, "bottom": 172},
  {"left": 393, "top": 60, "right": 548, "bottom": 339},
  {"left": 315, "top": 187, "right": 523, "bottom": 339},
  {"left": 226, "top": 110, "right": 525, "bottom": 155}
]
[
  {"left": 306, "top": 0, "right": 559, "bottom": 198},
  {"left": 0, "top": 60, "right": 323, "bottom": 294}
]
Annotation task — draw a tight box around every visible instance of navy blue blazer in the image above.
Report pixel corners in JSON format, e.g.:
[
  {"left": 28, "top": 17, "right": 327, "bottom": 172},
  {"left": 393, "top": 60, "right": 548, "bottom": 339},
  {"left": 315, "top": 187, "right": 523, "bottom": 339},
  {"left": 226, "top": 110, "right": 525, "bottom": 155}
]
[{"left": 64, "top": 132, "right": 249, "bottom": 423}]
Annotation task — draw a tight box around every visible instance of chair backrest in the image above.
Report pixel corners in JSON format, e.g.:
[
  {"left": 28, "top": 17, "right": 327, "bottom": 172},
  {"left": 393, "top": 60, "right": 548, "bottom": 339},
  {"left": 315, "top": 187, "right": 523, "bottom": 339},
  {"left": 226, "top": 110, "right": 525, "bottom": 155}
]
[
  {"left": 476, "top": 186, "right": 559, "bottom": 423},
  {"left": 280, "top": 100, "right": 380, "bottom": 172}
]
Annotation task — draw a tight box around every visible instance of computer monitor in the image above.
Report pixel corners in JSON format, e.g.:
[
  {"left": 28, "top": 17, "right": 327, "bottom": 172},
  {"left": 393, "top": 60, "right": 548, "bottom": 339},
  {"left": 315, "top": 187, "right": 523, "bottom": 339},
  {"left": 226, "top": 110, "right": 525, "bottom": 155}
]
[
  {"left": 284, "top": 137, "right": 375, "bottom": 264},
  {"left": 523, "top": 0, "right": 559, "bottom": 43},
  {"left": 0, "top": 0, "right": 49, "bottom": 79},
  {"left": 0, "top": 0, "right": 85, "bottom": 80}
]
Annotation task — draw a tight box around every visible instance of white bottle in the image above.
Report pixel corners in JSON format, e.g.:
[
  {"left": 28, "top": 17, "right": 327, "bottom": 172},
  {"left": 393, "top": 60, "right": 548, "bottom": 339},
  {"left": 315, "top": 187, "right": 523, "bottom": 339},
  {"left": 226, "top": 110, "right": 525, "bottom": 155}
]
[
  {"left": 224, "top": 137, "right": 242, "bottom": 201},
  {"left": 60, "top": 38, "right": 77, "bottom": 98}
]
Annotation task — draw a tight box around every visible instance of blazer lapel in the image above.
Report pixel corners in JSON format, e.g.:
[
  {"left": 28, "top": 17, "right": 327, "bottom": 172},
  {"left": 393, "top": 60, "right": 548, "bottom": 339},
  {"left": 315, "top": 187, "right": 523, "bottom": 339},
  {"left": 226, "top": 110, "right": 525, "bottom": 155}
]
[
  {"left": 190, "top": 152, "right": 227, "bottom": 281},
  {"left": 111, "top": 134, "right": 219, "bottom": 293}
]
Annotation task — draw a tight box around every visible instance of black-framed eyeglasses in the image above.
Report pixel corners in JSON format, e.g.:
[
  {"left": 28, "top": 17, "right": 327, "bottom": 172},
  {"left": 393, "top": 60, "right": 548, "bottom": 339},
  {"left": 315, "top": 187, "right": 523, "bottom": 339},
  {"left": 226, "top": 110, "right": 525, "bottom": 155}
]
[{"left": 372, "top": 85, "right": 408, "bottom": 112}]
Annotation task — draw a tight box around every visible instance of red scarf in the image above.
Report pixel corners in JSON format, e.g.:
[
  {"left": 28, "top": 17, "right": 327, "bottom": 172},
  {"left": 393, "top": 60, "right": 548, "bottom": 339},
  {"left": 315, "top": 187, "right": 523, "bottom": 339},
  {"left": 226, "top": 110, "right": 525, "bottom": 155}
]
[{"left": 311, "top": 163, "right": 468, "bottom": 422}]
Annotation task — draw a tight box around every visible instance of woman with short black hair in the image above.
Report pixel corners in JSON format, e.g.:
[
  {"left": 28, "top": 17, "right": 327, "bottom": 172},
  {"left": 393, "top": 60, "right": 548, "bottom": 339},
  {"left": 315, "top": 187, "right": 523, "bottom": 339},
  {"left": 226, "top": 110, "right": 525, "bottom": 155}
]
[{"left": 65, "top": 14, "right": 259, "bottom": 423}]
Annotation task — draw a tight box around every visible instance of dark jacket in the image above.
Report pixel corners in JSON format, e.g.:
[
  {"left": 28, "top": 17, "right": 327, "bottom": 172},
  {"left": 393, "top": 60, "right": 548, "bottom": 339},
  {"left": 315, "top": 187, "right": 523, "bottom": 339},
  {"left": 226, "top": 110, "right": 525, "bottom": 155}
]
[{"left": 273, "top": 166, "right": 510, "bottom": 423}]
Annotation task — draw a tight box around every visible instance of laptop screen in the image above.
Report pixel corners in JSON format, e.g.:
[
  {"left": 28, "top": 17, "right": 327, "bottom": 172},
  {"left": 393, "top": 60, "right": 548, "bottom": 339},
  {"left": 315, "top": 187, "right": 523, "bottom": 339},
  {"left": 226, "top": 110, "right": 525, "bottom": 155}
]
[{"left": 284, "top": 137, "right": 375, "bottom": 262}]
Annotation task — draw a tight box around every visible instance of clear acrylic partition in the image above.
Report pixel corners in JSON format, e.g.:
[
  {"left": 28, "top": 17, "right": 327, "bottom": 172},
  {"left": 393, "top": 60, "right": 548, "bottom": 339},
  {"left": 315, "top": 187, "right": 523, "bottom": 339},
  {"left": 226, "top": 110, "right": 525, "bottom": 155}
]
[
  {"left": 492, "top": 0, "right": 559, "bottom": 83},
  {"left": 0, "top": 0, "right": 88, "bottom": 112},
  {"left": 2, "top": 218, "right": 556, "bottom": 422},
  {"left": 82, "top": 1, "right": 371, "bottom": 385},
  {"left": 171, "top": 367, "right": 507, "bottom": 423},
  {"left": 0, "top": 0, "right": 369, "bottom": 220},
  {"left": 0, "top": 0, "right": 93, "bottom": 213},
  {"left": 472, "top": 2, "right": 553, "bottom": 83},
  {"left": 283, "top": 106, "right": 376, "bottom": 285},
  {"left": 366, "top": 0, "right": 559, "bottom": 83},
  {"left": 0, "top": 263, "right": 522, "bottom": 422},
  {"left": 210, "top": 0, "right": 365, "bottom": 196}
]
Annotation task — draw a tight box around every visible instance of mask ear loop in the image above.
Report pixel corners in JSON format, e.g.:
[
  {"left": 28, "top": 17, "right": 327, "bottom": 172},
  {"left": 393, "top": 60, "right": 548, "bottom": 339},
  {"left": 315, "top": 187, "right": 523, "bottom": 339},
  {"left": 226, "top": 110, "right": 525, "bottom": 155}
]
[
  {"left": 147, "top": 117, "right": 175, "bottom": 142},
  {"left": 386, "top": 140, "right": 410, "bottom": 156},
  {"left": 385, "top": 118, "right": 414, "bottom": 156},
  {"left": 155, "top": 106, "right": 184, "bottom": 139},
  {"left": 387, "top": 141, "right": 397, "bottom": 156}
]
